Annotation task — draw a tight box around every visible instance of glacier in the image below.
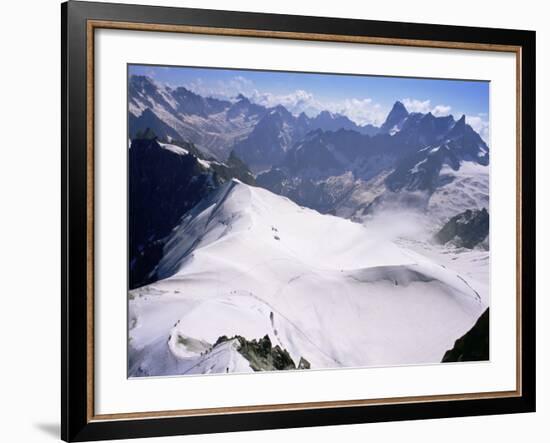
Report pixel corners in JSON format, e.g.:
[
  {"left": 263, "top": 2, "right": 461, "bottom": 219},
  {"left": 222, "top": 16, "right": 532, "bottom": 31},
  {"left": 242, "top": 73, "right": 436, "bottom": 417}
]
[{"left": 128, "top": 180, "right": 488, "bottom": 377}]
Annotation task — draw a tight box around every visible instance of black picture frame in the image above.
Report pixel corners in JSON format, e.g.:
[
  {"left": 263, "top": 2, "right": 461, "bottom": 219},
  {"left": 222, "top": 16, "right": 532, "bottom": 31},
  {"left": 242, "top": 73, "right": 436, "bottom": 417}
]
[{"left": 62, "top": 1, "right": 536, "bottom": 441}]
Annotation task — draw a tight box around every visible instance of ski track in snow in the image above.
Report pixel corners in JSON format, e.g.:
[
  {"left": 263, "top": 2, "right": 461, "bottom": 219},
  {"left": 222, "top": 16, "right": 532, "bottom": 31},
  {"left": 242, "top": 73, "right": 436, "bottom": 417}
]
[{"left": 129, "top": 180, "right": 488, "bottom": 377}]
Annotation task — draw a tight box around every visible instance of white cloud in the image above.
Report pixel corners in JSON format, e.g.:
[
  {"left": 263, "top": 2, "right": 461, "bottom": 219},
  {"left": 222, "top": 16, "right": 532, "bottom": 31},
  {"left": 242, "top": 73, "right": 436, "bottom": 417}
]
[
  {"left": 402, "top": 98, "right": 452, "bottom": 118},
  {"left": 465, "top": 115, "right": 490, "bottom": 144},
  {"left": 182, "top": 75, "right": 388, "bottom": 126},
  {"left": 249, "top": 92, "right": 389, "bottom": 126},
  {"left": 176, "top": 78, "right": 459, "bottom": 128},
  {"left": 401, "top": 98, "right": 488, "bottom": 143},
  {"left": 248, "top": 89, "right": 315, "bottom": 113},
  {"left": 183, "top": 75, "right": 255, "bottom": 100},
  {"left": 402, "top": 98, "right": 432, "bottom": 114},
  {"left": 432, "top": 104, "right": 452, "bottom": 117},
  {"left": 228, "top": 76, "right": 255, "bottom": 94},
  {"left": 146, "top": 69, "right": 157, "bottom": 78},
  {"left": 329, "top": 98, "right": 386, "bottom": 126}
]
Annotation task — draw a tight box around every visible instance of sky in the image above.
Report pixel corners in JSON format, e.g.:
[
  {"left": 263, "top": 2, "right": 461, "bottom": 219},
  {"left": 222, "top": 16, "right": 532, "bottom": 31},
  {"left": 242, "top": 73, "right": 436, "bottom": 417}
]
[{"left": 129, "top": 64, "right": 490, "bottom": 141}]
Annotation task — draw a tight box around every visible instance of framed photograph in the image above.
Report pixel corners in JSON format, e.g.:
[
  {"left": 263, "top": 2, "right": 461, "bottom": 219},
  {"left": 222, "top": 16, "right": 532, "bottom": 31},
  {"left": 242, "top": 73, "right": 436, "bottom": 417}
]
[{"left": 62, "top": 1, "right": 536, "bottom": 441}]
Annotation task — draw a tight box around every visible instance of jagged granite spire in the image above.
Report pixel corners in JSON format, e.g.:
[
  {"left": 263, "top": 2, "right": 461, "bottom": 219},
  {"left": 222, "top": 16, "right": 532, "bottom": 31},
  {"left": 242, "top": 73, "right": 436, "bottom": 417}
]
[{"left": 380, "top": 101, "right": 409, "bottom": 134}]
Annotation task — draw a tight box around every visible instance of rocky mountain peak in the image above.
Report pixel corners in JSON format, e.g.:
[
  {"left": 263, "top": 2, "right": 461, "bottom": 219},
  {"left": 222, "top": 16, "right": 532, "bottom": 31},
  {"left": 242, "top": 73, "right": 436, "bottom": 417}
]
[{"left": 380, "top": 100, "right": 410, "bottom": 134}]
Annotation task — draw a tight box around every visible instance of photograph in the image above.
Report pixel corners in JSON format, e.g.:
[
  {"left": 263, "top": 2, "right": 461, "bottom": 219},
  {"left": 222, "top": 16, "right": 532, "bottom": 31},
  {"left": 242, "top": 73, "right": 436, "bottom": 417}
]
[{"left": 127, "top": 65, "right": 491, "bottom": 378}]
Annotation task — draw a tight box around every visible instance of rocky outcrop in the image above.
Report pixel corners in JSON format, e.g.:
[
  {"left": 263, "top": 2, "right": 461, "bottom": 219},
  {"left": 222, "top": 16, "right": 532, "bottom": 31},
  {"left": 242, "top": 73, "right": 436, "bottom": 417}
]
[
  {"left": 214, "top": 334, "right": 310, "bottom": 371},
  {"left": 442, "top": 308, "right": 489, "bottom": 362},
  {"left": 129, "top": 136, "right": 255, "bottom": 288},
  {"left": 435, "top": 208, "right": 489, "bottom": 249}
]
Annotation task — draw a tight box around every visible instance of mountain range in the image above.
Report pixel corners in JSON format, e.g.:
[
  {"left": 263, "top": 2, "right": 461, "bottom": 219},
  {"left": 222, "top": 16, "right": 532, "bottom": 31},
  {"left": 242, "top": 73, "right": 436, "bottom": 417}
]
[
  {"left": 129, "top": 75, "right": 489, "bottom": 220},
  {"left": 127, "top": 74, "right": 490, "bottom": 376},
  {"left": 129, "top": 136, "right": 255, "bottom": 288},
  {"left": 129, "top": 75, "right": 379, "bottom": 168},
  {"left": 256, "top": 104, "right": 489, "bottom": 222}
]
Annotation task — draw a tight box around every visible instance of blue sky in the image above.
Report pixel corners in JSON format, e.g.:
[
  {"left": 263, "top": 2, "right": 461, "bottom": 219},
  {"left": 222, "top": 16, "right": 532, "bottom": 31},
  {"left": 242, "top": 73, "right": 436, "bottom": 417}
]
[{"left": 129, "top": 64, "right": 489, "bottom": 140}]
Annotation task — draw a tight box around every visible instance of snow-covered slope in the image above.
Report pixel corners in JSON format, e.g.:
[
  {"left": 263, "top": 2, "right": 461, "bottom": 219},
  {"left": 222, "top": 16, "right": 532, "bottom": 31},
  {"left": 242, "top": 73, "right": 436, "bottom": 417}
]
[
  {"left": 128, "top": 137, "right": 256, "bottom": 289},
  {"left": 428, "top": 161, "right": 490, "bottom": 224},
  {"left": 345, "top": 161, "right": 490, "bottom": 228},
  {"left": 129, "top": 181, "right": 487, "bottom": 377}
]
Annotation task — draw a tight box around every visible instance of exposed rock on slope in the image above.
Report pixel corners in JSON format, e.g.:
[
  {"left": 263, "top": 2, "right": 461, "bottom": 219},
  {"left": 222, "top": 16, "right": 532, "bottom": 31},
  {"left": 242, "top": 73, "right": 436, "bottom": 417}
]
[
  {"left": 214, "top": 335, "right": 305, "bottom": 371},
  {"left": 129, "top": 75, "right": 381, "bottom": 164},
  {"left": 435, "top": 208, "right": 489, "bottom": 249},
  {"left": 129, "top": 180, "right": 487, "bottom": 376},
  {"left": 129, "top": 76, "right": 267, "bottom": 160},
  {"left": 129, "top": 137, "right": 255, "bottom": 288},
  {"left": 442, "top": 308, "right": 489, "bottom": 362},
  {"left": 256, "top": 106, "right": 489, "bottom": 220},
  {"left": 380, "top": 100, "right": 409, "bottom": 134}
]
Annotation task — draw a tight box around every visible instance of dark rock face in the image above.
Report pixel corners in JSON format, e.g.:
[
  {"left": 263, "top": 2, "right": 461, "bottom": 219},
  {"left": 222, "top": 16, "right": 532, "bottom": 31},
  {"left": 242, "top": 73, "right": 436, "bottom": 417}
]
[
  {"left": 385, "top": 114, "right": 488, "bottom": 193},
  {"left": 442, "top": 308, "right": 489, "bottom": 362},
  {"left": 445, "top": 115, "right": 490, "bottom": 166},
  {"left": 129, "top": 77, "right": 491, "bottom": 225},
  {"left": 256, "top": 105, "right": 489, "bottom": 215},
  {"left": 392, "top": 112, "right": 454, "bottom": 148},
  {"left": 257, "top": 170, "right": 356, "bottom": 215},
  {"left": 171, "top": 86, "right": 229, "bottom": 117},
  {"left": 232, "top": 107, "right": 380, "bottom": 172},
  {"left": 214, "top": 335, "right": 308, "bottom": 371},
  {"left": 309, "top": 110, "right": 379, "bottom": 135},
  {"left": 129, "top": 137, "right": 255, "bottom": 289},
  {"left": 310, "top": 110, "right": 369, "bottom": 134},
  {"left": 297, "top": 357, "right": 311, "bottom": 369},
  {"left": 212, "top": 151, "right": 256, "bottom": 186},
  {"left": 385, "top": 142, "right": 461, "bottom": 193},
  {"left": 281, "top": 129, "right": 368, "bottom": 176},
  {"left": 128, "top": 76, "right": 267, "bottom": 160},
  {"left": 226, "top": 94, "right": 267, "bottom": 120},
  {"left": 233, "top": 106, "right": 305, "bottom": 172},
  {"left": 238, "top": 335, "right": 296, "bottom": 371},
  {"left": 435, "top": 208, "right": 489, "bottom": 248},
  {"left": 380, "top": 100, "right": 409, "bottom": 134},
  {"left": 255, "top": 168, "right": 288, "bottom": 195},
  {"left": 129, "top": 138, "right": 218, "bottom": 288}
]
